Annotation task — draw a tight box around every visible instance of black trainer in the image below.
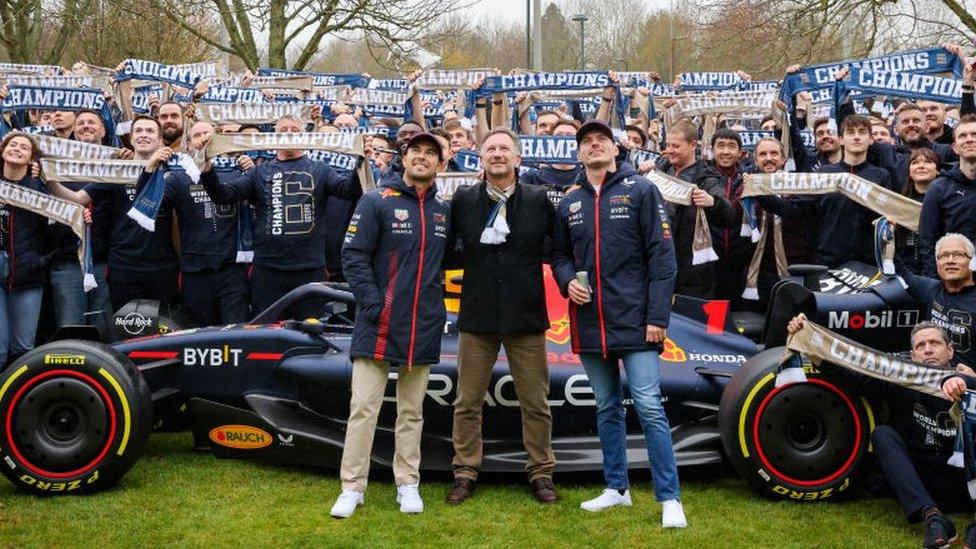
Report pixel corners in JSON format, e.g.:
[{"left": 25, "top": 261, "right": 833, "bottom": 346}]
[{"left": 923, "top": 514, "right": 957, "bottom": 549}]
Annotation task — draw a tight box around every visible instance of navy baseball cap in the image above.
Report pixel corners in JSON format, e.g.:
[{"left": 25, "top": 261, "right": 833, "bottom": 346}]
[
  {"left": 405, "top": 132, "right": 445, "bottom": 160},
  {"left": 576, "top": 119, "right": 615, "bottom": 144}
]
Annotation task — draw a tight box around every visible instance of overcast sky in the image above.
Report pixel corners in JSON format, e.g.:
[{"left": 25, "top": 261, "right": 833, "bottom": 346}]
[{"left": 462, "top": 0, "right": 671, "bottom": 25}]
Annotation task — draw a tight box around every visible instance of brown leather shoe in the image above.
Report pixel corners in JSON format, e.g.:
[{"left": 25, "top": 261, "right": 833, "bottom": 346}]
[
  {"left": 531, "top": 477, "right": 560, "bottom": 504},
  {"left": 446, "top": 478, "right": 476, "bottom": 505}
]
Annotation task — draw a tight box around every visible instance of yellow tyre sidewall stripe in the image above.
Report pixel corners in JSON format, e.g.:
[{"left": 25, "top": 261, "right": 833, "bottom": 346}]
[
  {"left": 0, "top": 365, "right": 29, "bottom": 403},
  {"left": 737, "top": 372, "right": 775, "bottom": 458},
  {"left": 99, "top": 368, "right": 131, "bottom": 456}
]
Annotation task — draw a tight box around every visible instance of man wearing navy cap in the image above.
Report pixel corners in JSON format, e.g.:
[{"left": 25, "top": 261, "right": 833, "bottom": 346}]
[{"left": 331, "top": 131, "right": 452, "bottom": 519}]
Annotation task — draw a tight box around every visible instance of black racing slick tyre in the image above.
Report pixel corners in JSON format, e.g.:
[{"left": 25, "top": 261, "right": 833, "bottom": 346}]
[
  {"left": 718, "top": 347, "right": 874, "bottom": 502},
  {"left": 0, "top": 340, "right": 152, "bottom": 495}
]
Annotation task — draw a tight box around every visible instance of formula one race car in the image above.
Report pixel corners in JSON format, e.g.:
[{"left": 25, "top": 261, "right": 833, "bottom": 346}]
[{"left": 0, "top": 262, "right": 929, "bottom": 500}]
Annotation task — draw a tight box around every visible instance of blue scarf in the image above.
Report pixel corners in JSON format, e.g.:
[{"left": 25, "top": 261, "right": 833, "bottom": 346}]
[
  {"left": 128, "top": 154, "right": 201, "bottom": 231},
  {"left": 475, "top": 71, "right": 613, "bottom": 98},
  {"left": 2, "top": 85, "right": 105, "bottom": 111},
  {"left": 369, "top": 78, "right": 410, "bottom": 92},
  {"left": 257, "top": 68, "right": 369, "bottom": 89},
  {"left": 780, "top": 46, "right": 963, "bottom": 107},
  {"left": 956, "top": 391, "right": 976, "bottom": 498},
  {"left": 172, "top": 86, "right": 269, "bottom": 104},
  {"left": 836, "top": 68, "right": 963, "bottom": 107},
  {"left": 677, "top": 72, "right": 746, "bottom": 91},
  {"left": 115, "top": 59, "right": 202, "bottom": 89}
]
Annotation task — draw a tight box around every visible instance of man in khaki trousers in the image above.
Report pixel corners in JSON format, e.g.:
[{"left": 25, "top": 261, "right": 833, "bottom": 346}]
[
  {"left": 447, "top": 128, "right": 558, "bottom": 504},
  {"left": 330, "top": 133, "right": 451, "bottom": 518}
]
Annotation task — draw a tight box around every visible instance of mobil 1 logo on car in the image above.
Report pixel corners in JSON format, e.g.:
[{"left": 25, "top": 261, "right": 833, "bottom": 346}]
[{"left": 827, "top": 309, "right": 919, "bottom": 330}]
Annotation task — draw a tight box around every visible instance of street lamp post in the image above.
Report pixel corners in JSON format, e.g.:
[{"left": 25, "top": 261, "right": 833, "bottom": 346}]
[{"left": 572, "top": 13, "right": 588, "bottom": 70}]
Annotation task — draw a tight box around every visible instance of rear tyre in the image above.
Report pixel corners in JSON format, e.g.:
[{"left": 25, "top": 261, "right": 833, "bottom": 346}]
[
  {"left": 0, "top": 340, "right": 152, "bottom": 495},
  {"left": 718, "top": 347, "right": 873, "bottom": 501}
]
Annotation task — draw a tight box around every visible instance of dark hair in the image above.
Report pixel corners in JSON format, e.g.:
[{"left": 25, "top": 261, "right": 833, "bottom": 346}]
[
  {"left": 812, "top": 116, "right": 832, "bottom": 133},
  {"left": 0, "top": 132, "right": 40, "bottom": 171},
  {"left": 131, "top": 114, "right": 161, "bottom": 133},
  {"left": 428, "top": 126, "right": 451, "bottom": 141},
  {"left": 901, "top": 147, "right": 941, "bottom": 197},
  {"left": 711, "top": 127, "right": 742, "bottom": 149},
  {"left": 74, "top": 109, "right": 104, "bottom": 127},
  {"left": 840, "top": 114, "right": 871, "bottom": 135},
  {"left": 625, "top": 124, "right": 647, "bottom": 147},
  {"left": 238, "top": 124, "right": 261, "bottom": 133}
]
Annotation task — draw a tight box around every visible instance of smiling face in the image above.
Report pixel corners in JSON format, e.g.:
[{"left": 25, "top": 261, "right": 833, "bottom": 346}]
[
  {"left": 480, "top": 132, "right": 520, "bottom": 181},
  {"left": 1, "top": 135, "right": 34, "bottom": 168},
  {"left": 712, "top": 137, "right": 740, "bottom": 169},
  {"left": 908, "top": 154, "right": 938, "bottom": 185},
  {"left": 754, "top": 140, "right": 784, "bottom": 173},
  {"left": 578, "top": 130, "right": 618, "bottom": 170},
  {"left": 936, "top": 236, "right": 973, "bottom": 284},
  {"left": 158, "top": 103, "right": 184, "bottom": 144},
  {"left": 813, "top": 121, "right": 840, "bottom": 154},
  {"left": 663, "top": 132, "right": 695, "bottom": 169},
  {"left": 130, "top": 119, "right": 161, "bottom": 156},
  {"left": 73, "top": 112, "right": 106, "bottom": 144},
  {"left": 896, "top": 107, "right": 926, "bottom": 144},
  {"left": 402, "top": 140, "right": 441, "bottom": 184},
  {"left": 447, "top": 126, "right": 472, "bottom": 154}
]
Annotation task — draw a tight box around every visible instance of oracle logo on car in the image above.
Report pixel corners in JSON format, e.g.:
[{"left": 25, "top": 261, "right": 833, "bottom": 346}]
[
  {"left": 208, "top": 425, "right": 273, "bottom": 450},
  {"left": 827, "top": 310, "right": 918, "bottom": 330}
]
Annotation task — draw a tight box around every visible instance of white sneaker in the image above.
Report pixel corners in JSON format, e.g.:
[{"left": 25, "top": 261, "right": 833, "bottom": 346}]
[
  {"left": 330, "top": 489, "right": 364, "bottom": 518},
  {"left": 397, "top": 483, "right": 424, "bottom": 514},
  {"left": 662, "top": 499, "right": 687, "bottom": 528},
  {"left": 580, "top": 488, "right": 632, "bottom": 512}
]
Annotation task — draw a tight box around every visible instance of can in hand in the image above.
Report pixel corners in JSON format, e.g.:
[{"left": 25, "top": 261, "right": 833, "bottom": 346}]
[{"left": 576, "top": 271, "right": 591, "bottom": 299}]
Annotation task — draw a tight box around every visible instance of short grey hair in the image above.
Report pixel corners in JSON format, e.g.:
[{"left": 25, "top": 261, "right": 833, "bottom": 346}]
[
  {"left": 910, "top": 321, "right": 951, "bottom": 347},
  {"left": 935, "top": 233, "right": 975, "bottom": 259}
]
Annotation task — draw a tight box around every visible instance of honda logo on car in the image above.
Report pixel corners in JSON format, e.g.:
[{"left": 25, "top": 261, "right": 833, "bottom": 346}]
[
  {"left": 827, "top": 310, "right": 918, "bottom": 330},
  {"left": 209, "top": 425, "right": 272, "bottom": 449}
]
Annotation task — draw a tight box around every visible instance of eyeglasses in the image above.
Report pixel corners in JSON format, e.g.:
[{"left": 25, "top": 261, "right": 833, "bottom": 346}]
[{"left": 936, "top": 251, "right": 973, "bottom": 261}]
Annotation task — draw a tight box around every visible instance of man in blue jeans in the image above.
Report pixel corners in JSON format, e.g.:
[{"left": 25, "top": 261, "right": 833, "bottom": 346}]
[{"left": 552, "top": 119, "right": 686, "bottom": 527}]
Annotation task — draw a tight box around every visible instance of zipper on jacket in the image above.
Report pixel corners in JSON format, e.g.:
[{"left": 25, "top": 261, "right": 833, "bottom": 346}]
[
  {"left": 593, "top": 179, "right": 608, "bottom": 358},
  {"left": 407, "top": 192, "right": 427, "bottom": 366}
]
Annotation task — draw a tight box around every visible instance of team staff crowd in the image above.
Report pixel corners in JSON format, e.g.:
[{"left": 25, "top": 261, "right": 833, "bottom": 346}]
[{"left": 0, "top": 43, "right": 975, "bottom": 543}]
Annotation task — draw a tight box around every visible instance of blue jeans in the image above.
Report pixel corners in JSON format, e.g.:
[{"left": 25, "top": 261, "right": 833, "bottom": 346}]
[
  {"left": 580, "top": 350, "right": 681, "bottom": 501},
  {"left": 50, "top": 260, "right": 112, "bottom": 332},
  {"left": 0, "top": 285, "right": 44, "bottom": 366}
]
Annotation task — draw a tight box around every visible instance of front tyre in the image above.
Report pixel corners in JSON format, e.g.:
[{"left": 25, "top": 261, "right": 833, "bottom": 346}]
[
  {"left": 0, "top": 340, "right": 152, "bottom": 495},
  {"left": 719, "top": 347, "right": 874, "bottom": 501}
]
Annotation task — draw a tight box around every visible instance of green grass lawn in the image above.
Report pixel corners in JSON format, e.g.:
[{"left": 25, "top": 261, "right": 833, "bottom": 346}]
[{"left": 0, "top": 433, "right": 947, "bottom": 547}]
